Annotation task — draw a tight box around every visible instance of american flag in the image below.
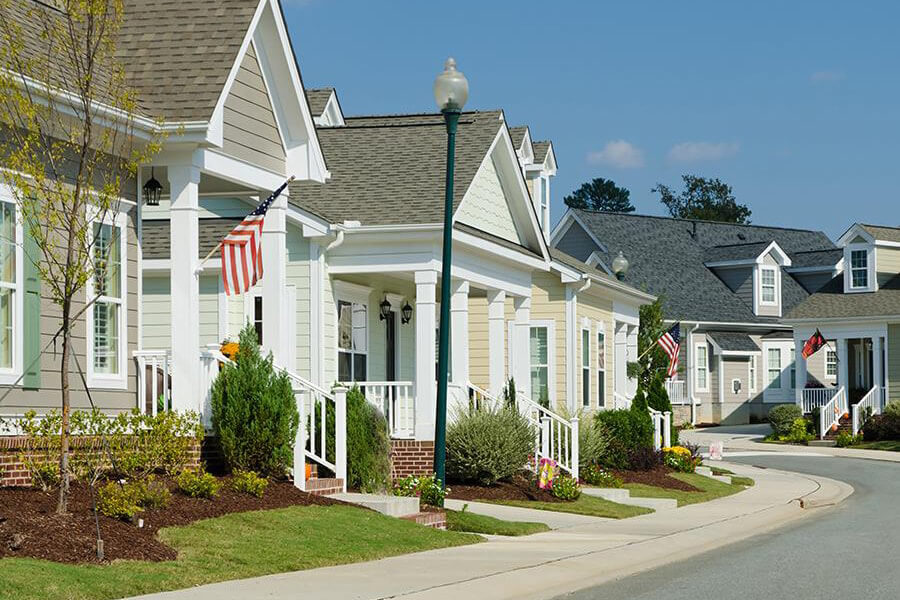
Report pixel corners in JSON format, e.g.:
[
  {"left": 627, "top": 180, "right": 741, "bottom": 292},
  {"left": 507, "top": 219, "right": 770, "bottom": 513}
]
[
  {"left": 220, "top": 178, "right": 292, "bottom": 296},
  {"left": 656, "top": 323, "right": 681, "bottom": 377}
]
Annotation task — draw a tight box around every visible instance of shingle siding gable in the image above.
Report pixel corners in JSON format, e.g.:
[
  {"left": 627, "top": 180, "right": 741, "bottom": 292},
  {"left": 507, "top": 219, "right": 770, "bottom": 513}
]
[{"left": 555, "top": 222, "right": 600, "bottom": 262}]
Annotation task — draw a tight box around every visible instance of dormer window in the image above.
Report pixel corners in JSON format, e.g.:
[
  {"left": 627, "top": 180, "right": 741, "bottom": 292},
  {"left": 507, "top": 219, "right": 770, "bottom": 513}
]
[
  {"left": 850, "top": 249, "right": 869, "bottom": 289},
  {"left": 760, "top": 267, "right": 777, "bottom": 304}
]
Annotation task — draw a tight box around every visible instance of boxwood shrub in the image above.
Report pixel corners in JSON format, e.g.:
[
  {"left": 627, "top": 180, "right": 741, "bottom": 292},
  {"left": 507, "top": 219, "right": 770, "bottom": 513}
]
[
  {"left": 446, "top": 405, "right": 533, "bottom": 486},
  {"left": 768, "top": 404, "right": 802, "bottom": 438}
]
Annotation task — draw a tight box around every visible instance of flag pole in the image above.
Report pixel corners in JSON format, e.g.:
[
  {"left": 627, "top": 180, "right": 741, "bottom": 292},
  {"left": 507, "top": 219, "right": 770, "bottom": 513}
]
[{"left": 193, "top": 175, "right": 295, "bottom": 276}]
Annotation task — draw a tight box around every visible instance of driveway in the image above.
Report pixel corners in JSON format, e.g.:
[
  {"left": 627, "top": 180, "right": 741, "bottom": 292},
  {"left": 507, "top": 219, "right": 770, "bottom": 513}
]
[{"left": 557, "top": 452, "right": 900, "bottom": 600}]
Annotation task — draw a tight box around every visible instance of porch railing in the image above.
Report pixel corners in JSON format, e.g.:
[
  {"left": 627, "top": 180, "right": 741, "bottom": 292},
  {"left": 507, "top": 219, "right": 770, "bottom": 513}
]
[
  {"left": 665, "top": 380, "right": 688, "bottom": 405},
  {"left": 613, "top": 392, "right": 631, "bottom": 410},
  {"left": 133, "top": 350, "right": 170, "bottom": 416},
  {"left": 341, "top": 381, "right": 415, "bottom": 439},
  {"left": 852, "top": 385, "right": 883, "bottom": 436},
  {"left": 818, "top": 386, "right": 847, "bottom": 439},
  {"left": 648, "top": 407, "right": 672, "bottom": 451},
  {"left": 198, "top": 344, "right": 226, "bottom": 428},
  {"left": 802, "top": 387, "right": 838, "bottom": 414}
]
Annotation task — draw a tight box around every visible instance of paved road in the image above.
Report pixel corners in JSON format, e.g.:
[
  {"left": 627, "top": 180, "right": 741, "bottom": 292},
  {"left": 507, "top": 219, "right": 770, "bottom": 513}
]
[{"left": 556, "top": 453, "right": 900, "bottom": 600}]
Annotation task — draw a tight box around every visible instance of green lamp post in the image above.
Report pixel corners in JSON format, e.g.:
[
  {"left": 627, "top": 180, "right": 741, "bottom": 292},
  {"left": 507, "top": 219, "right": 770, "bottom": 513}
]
[{"left": 433, "top": 57, "right": 469, "bottom": 487}]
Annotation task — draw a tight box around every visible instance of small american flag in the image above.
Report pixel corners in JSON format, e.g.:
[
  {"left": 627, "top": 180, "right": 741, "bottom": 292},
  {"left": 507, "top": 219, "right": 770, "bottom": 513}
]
[
  {"left": 656, "top": 323, "right": 681, "bottom": 377},
  {"left": 220, "top": 178, "right": 292, "bottom": 296}
]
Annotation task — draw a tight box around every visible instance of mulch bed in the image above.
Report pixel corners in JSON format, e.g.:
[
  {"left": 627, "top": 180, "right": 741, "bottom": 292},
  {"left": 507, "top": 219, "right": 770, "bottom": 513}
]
[
  {"left": 447, "top": 473, "right": 562, "bottom": 503},
  {"left": 0, "top": 476, "right": 343, "bottom": 565},
  {"left": 613, "top": 466, "right": 700, "bottom": 491}
]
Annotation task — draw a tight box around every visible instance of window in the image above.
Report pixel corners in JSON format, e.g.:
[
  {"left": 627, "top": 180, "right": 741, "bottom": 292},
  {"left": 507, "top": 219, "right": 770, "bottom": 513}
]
[
  {"left": 695, "top": 344, "right": 708, "bottom": 391},
  {"left": 0, "top": 202, "right": 15, "bottom": 369},
  {"left": 826, "top": 351, "right": 837, "bottom": 376},
  {"left": 338, "top": 299, "right": 367, "bottom": 382},
  {"left": 597, "top": 330, "right": 606, "bottom": 408},
  {"left": 529, "top": 326, "right": 549, "bottom": 406},
  {"left": 92, "top": 223, "right": 122, "bottom": 376},
  {"left": 790, "top": 347, "right": 796, "bottom": 389},
  {"left": 760, "top": 267, "right": 777, "bottom": 304},
  {"left": 749, "top": 355, "right": 757, "bottom": 392},
  {"left": 253, "top": 296, "right": 263, "bottom": 345},
  {"left": 581, "top": 328, "right": 590, "bottom": 407},
  {"left": 850, "top": 249, "right": 868, "bottom": 289},
  {"left": 767, "top": 348, "right": 781, "bottom": 389}
]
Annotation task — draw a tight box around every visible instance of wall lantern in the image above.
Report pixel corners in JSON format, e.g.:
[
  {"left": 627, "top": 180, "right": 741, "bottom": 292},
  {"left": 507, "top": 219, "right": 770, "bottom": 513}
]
[
  {"left": 142, "top": 167, "right": 163, "bottom": 207},
  {"left": 379, "top": 297, "right": 392, "bottom": 321},
  {"left": 401, "top": 301, "right": 413, "bottom": 324}
]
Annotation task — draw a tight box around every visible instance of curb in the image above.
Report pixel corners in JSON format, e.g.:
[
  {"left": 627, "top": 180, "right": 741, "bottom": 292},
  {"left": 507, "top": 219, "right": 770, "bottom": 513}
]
[{"left": 792, "top": 474, "right": 854, "bottom": 509}]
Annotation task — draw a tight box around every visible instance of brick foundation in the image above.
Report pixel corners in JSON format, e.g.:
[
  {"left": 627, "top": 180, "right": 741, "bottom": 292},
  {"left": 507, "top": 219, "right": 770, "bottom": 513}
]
[
  {"left": 390, "top": 440, "right": 435, "bottom": 479},
  {"left": 0, "top": 435, "right": 201, "bottom": 488},
  {"left": 304, "top": 477, "right": 343, "bottom": 496},
  {"left": 401, "top": 510, "right": 446, "bottom": 530}
]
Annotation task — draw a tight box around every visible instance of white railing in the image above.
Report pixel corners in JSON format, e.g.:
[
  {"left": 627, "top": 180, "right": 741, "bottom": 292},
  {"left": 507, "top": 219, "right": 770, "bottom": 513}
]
[
  {"left": 852, "top": 385, "right": 883, "bottom": 436},
  {"left": 819, "top": 386, "right": 847, "bottom": 439},
  {"left": 198, "top": 344, "right": 228, "bottom": 428},
  {"left": 613, "top": 392, "right": 631, "bottom": 410},
  {"left": 648, "top": 407, "right": 672, "bottom": 451},
  {"left": 286, "top": 371, "right": 347, "bottom": 493},
  {"left": 133, "top": 350, "right": 170, "bottom": 416},
  {"left": 341, "top": 381, "right": 415, "bottom": 439},
  {"left": 665, "top": 380, "right": 688, "bottom": 405},
  {"left": 802, "top": 387, "right": 838, "bottom": 414}
]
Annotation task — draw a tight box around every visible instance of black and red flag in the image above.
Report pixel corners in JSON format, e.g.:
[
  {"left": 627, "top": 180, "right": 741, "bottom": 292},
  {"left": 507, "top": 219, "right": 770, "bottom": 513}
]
[{"left": 801, "top": 329, "right": 827, "bottom": 359}]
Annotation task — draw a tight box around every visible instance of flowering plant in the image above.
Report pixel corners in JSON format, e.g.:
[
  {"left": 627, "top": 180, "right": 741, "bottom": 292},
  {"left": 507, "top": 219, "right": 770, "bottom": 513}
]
[
  {"left": 550, "top": 474, "right": 581, "bottom": 500},
  {"left": 662, "top": 446, "right": 699, "bottom": 473},
  {"left": 393, "top": 473, "right": 448, "bottom": 507},
  {"left": 580, "top": 464, "right": 623, "bottom": 488}
]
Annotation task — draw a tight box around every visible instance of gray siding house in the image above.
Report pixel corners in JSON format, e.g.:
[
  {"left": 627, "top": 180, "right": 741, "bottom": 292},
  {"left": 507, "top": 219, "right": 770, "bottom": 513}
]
[{"left": 551, "top": 210, "right": 843, "bottom": 424}]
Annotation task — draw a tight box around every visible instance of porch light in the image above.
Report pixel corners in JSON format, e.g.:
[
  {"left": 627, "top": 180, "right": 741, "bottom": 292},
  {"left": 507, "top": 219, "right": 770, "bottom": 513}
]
[
  {"left": 379, "top": 297, "right": 392, "bottom": 321},
  {"left": 433, "top": 57, "right": 468, "bottom": 112},
  {"left": 401, "top": 301, "right": 413, "bottom": 324},
  {"left": 142, "top": 167, "right": 163, "bottom": 207},
  {"left": 612, "top": 251, "right": 629, "bottom": 281}
]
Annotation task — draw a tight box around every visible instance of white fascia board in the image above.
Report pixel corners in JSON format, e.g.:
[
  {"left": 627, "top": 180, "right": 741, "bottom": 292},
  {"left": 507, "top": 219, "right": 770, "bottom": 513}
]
[
  {"left": 612, "top": 300, "right": 640, "bottom": 326},
  {"left": 549, "top": 209, "right": 608, "bottom": 254},
  {"left": 663, "top": 318, "right": 792, "bottom": 331},
  {"left": 756, "top": 240, "right": 792, "bottom": 266},
  {"left": 704, "top": 258, "right": 755, "bottom": 268},
  {"left": 721, "top": 349, "right": 760, "bottom": 356},
  {"left": 453, "top": 228, "right": 549, "bottom": 271},
  {"left": 783, "top": 315, "right": 899, "bottom": 326},
  {"left": 543, "top": 143, "right": 558, "bottom": 175},
  {"left": 550, "top": 260, "right": 582, "bottom": 283},
  {"left": 837, "top": 223, "right": 874, "bottom": 246},
  {"left": 195, "top": 148, "right": 287, "bottom": 191},
  {"left": 285, "top": 203, "right": 330, "bottom": 236}
]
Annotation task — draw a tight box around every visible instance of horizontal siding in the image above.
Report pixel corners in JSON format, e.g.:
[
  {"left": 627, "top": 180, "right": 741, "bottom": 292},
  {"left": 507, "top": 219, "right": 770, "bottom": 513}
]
[
  {"left": 143, "top": 274, "right": 219, "bottom": 349},
  {"left": 877, "top": 247, "right": 900, "bottom": 287},
  {"left": 528, "top": 272, "right": 567, "bottom": 410},
  {"left": 286, "top": 228, "right": 311, "bottom": 377},
  {"left": 575, "top": 291, "right": 614, "bottom": 415},
  {"left": 889, "top": 325, "right": 900, "bottom": 403}
]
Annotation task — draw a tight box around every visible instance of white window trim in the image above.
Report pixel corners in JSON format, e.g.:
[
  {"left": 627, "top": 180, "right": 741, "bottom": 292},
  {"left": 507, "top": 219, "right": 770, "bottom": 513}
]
[
  {"left": 789, "top": 347, "right": 796, "bottom": 390},
  {"left": 748, "top": 355, "right": 757, "bottom": 394},
  {"left": 758, "top": 265, "right": 779, "bottom": 306},
  {"left": 767, "top": 347, "right": 782, "bottom": 391},
  {"left": 243, "top": 287, "right": 263, "bottom": 344},
  {"left": 596, "top": 322, "right": 606, "bottom": 408},
  {"left": 826, "top": 350, "right": 838, "bottom": 377},
  {"left": 86, "top": 212, "right": 128, "bottom": 390},
  {"left": 694, "top": 343, "right": 709, "bottom": 392},
  {"left": 845, "top": 243, "right": 876, "bottom": 293},
  {"left": 581, "top": 324, "right": 591, "bottom": 408},
  {"left": 333, "top": 281, "right": 371, "bottom": 384},
  {"left": 508, "top": 319, "right": 556, "bottom": 407},
  {"left": 0, "top": 190, "right": 23, "bottom": 385}
]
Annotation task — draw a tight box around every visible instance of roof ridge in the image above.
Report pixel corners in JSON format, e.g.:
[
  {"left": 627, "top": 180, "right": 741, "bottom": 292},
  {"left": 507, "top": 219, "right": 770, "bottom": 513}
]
[
  {"left": 861, "top": 223, "right": 900, "bottom": 231},
  {"left": 344, "top": 109, "right": 502, "bottom": 120},
  {"left": 708, "top": 240, "right": 771, "bottom": 249},
  {"left": 577, "top": 209, "right": 828, "bottom": 235}
]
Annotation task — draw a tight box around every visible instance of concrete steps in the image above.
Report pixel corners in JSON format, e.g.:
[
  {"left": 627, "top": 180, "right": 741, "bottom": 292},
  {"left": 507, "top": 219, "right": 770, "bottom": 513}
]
[
  {"left": 582, "top": 487, "right": 677, "bottom": 511},
  {"left": 327, "top": 492, "right": 420, "bottom": 517}
]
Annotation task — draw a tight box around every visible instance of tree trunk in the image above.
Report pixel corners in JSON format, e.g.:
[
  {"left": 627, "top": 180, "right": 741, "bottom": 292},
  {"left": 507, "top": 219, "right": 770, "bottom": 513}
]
[{"left": 56, "top": 302, "right": 71, "bottom": 514}]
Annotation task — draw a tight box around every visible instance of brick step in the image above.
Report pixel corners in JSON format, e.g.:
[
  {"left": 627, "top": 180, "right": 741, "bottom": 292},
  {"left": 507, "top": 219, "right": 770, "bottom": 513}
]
[
  {"left": 304, "top": 477, "right": 344, "bottom": 496},
  {"left": 401, "top": 510, "right": 447, "bottom": 530}
]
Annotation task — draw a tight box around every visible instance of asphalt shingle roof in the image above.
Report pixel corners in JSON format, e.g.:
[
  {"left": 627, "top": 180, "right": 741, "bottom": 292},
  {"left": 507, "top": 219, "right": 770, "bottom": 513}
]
[
  {"left": 568, "top": 210, "right": 838, "bottom": 324},
  {"left": 708, "top": 332, "right": 760, "bottom": 352},
  {"left": 861, "top": 224, "right": 900, "bottom": 243},
  {"left": 508, "top": 126, "right": 528, "bottom": 149},
  {"left": 532, "top": 141, "right": 551, "bottom": 163},
  {"left": 785, "top": 274, "right": 900, "bottom": 320},
  {"left": 142, "top": 219, "right": 241, "bottom": 260},
  {"left": 289, "top": 111, "right": 504, "bottom": 226},
  {"left": 305, "top": 88, "right": 334, "bottom": 117},
  {"left": 703, "top": 242, "right": 773, "bottom": 263},
  {"left": 788, "top": 248, "right": 844, "bottom": 268}
]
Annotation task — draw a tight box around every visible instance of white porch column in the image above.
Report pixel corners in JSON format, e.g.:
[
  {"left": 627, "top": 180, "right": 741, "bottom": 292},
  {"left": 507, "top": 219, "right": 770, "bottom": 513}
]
[
  {"left": 487, "top": 289, "right": 506, "bottom": 394},
  {"left": 626, "top": 325, "right": 639, "bottom": 398},
  {"left": 513, "top": 295, "right": 531, "bottom": 399},
  {"left": 168, "top": 165, "right": 201, "bottom": 413},
  {"left": 873, "top": 336, "right": 884, "bottom": 391},
  {"left": 614, "top": 321, "right": 628, "bottom": 404},
  {"left": 794, "top": 332, "right": 808, "bottom": 405},
  {"left": 414, "top": 270, "right": 437, "bottom": 440},
  {"left": 262, "top": 192, "right": 288, "bottom": 368},
  {"left": 837, "top": 337, "right": 849, "bottom": 391},
  {"left": 450, "top": 280, "right": 469, "bottom": 385}
]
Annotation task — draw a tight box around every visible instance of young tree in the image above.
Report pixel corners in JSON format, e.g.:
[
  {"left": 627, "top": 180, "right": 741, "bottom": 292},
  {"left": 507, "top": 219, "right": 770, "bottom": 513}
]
[
  {"left": 628, "top": 298, "right": 678, "bottom": 443},
  {"left": 0, "top": 0, "right": 160, "bottom": 512},
  {"left": 563, "top": 177, "right": 634, "bottom": 212},
  {"left": 652, "top": 175, "right": 751, "bottom": 224}
]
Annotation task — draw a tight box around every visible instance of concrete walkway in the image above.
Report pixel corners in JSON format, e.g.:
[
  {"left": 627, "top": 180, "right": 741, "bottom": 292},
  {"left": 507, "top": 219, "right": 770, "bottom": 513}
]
[
  {"left": 443, "top": 498, "right": 608, "bottom": 530},
  {"left": 129, "top": 462, "right": 851, "bottom": 600},
  {"left": 681, "top": 424, "right": 900, "bottom": 463}
]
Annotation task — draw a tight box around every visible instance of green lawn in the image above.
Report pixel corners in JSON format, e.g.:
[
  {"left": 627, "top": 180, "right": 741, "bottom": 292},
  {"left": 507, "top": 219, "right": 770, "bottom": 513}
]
[
  {"left": 848, "top": 440, "right": 900, "bottom": 452},
  {"left": 445, "top": 508, "right": 550, "bottom": 536},
  {"left": 0, "top": 505, "right": 480, "bottom": 600},
  {"left": 625, "top": 472, "right": 752, "bottom": 507},
  {"left": 708, "top": 466, "right": 734, "bottom": 476},
  {"left": 490, "top": 495, "right": 652, "bottom": 519}
]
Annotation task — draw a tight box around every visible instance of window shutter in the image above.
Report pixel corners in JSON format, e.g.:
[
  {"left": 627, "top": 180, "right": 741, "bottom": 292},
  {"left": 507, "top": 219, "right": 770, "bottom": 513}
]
[{"left": 23, "top": 230, "right": 40, "bottom": 389}]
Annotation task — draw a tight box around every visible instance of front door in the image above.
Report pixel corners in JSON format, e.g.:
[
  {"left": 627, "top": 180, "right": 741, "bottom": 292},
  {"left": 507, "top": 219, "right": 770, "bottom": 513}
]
[{"left": 385, "top": 310, "right": 396, "bottom": 382}]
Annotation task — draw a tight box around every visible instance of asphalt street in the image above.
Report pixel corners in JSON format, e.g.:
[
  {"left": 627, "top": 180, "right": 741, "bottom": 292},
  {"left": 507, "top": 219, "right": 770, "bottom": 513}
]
[{"left": 556, "top": 453, "right": 900, "bottom": 600}]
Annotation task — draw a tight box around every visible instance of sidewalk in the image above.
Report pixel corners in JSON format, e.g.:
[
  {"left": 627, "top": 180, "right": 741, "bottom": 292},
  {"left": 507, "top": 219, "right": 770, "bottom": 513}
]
[
  {"left": 129, "top": 463, "right": 851, "bottom": 600},
  {"left": 681, "top": 424, "right": 900, "bottom": 463}
]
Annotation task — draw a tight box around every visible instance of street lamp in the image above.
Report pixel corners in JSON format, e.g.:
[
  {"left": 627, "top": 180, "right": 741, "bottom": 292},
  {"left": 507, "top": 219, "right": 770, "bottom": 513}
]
[
  {"left": 612, "top": 251, "right": 629, "bottom": 281},
  {"left": 433, "top": 57, "right": 468, "bottom": 488}
]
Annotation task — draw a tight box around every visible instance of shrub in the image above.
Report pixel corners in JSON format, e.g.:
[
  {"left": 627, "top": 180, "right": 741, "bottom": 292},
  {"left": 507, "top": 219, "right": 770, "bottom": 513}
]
[
  {"left": 176, "top": 469, "right": 221, "bottom": 499},
  {"left": 768, "top": 404, "right": 803, "bottom": 438},
  {"left": 863, "top": 413, "right": 900, "bottom": 441},
  {"left": 130, "top": 476, "right": 172, "bottom": 509},
  {"left": 446, "top": 404, "right": 534, "bottom": 486},
  {"left": 783, "top": 418, "right": 813, "bottom": 444},
  {"left": 393, "top": 474, "right": 448, "bottom": 507},
  {"left": 663, "top": 446, "right": 697, "bottom": 473},
  {"left": 550, "top": 474, "right": 581, "bottom": 500},
  {"left": 211, "top": 323, "right": 299, "bottom": 476},
  {"left": 108, "top": 410, "right": 203, "bottom": 478},
  {"left": 557, "top": 406, "right": 610, "bottom": 470},
  {"left": 231, "top": 470, "right": 268, "bottom": 498},
  {"left": 834, "top": 431, "right": 863, "bottom": 448},
  {"left": 628, "top": 446, "right": 663, "bottom": 471},
  {"left": 98, "top": 481, "right": 143, "bottom": 520},
  {"left": 345, "top": 387, "right": 391, "bottom": 492},
  {"left": 580, "top": 464, "right": 622, "bottom": 488},
  {"left": 884, "top": 402, "right": 900, "bottom": 419},
  {"left": 594, "top": 408, "right": 653, "bottom": 470}
]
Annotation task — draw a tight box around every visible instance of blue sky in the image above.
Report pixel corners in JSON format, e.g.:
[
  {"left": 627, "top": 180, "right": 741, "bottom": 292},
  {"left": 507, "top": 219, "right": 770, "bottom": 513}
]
[{"left": 282, "top": 1, "right": 898, "bottom": 239}]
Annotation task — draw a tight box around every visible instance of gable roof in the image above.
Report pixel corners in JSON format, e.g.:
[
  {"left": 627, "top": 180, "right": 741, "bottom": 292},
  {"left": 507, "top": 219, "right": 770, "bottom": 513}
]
[
  {"left": 708, "top": 332, "right": 760, "bottom": 353},
  {"left": 289, "top": 111, "right": 505, "bottom": 226},
  {"left": 532, "top": 141, "right": 551, "bottom": 163},
  {"left": 508, "top": 126, "right": 528, "bottom": 149},
  {"left": 861, "top": 224, "right": 900, "bottom": 243},
  {"left": 785, "top": 274, "right": 900, "bottom": 320},
  {"left": 561, "top": 210, "right": 837, "bottom": 324},
  {"left": 305, "top": 88, "right": 335, "bottom": 117}
]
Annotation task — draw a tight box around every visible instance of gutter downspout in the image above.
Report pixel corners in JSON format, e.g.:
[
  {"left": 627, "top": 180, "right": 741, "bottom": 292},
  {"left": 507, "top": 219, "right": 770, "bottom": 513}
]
[{"left": 324, "top": 228, "right": 345, "bottom": 253}]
